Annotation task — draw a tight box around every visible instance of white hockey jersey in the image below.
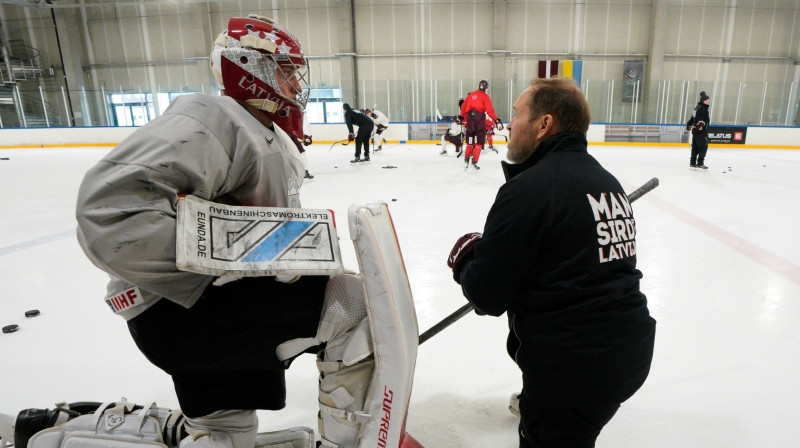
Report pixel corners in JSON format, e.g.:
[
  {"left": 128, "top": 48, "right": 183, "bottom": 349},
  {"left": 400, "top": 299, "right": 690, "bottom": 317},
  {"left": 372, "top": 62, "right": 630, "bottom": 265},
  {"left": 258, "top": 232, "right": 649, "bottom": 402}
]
[
  {"left": 447, "top": 122, "right": 465, "bottom": 137},
  {"left": 371, "top": 109, "right": 389, "bottom": 127},
  {"left": 76, "top": 93, "right": 306, "bottom": 320}
]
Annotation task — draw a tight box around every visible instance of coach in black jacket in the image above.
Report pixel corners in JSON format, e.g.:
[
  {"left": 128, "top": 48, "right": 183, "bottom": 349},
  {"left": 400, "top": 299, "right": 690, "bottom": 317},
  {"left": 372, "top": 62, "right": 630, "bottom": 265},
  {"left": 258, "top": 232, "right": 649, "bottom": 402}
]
[
  {"left": 690, "top": 91, "right": 711, "bottom": 169},
  {"left": 448, "top": 77, "right": 656, "bottom": 448},
  {"left": 343, "top": 103, "right": 374, "bottom": 163}
]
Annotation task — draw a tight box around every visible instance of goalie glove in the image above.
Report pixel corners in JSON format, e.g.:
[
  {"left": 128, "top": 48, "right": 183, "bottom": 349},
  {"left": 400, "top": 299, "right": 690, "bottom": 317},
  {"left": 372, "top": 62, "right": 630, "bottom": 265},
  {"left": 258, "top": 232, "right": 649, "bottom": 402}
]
[
  {"left": 303, "top": 135, "right": 313, "bottom": 146},
  {"left": 347, "top": 133, "right": 355, "bottom": 142},
  {"left": 494, "top": 118, "right": 504, "bottom": 131},
  {"left": 447, "top": 232, "right": 482, "bottom": 283}
]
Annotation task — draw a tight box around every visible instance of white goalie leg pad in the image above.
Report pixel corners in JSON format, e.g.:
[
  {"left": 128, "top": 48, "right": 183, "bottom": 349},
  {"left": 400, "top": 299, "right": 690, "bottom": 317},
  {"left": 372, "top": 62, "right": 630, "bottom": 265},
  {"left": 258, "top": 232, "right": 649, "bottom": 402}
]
[
  {"left": 317, "top": 203, "right": 419, "bottom": 448},
  {"left": 180, "top": 410, "right": 257, "bottom": 448}
]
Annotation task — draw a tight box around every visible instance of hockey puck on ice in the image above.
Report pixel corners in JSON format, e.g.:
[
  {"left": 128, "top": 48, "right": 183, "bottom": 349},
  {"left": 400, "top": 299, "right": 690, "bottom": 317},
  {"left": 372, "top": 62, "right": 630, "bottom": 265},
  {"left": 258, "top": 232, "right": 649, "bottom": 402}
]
[
  {"left": 25, "top": 309, "right": 40, "bottom": 318},
  {"left": 3, "top": 324, "right": 19, "bottom": 333},
  {"left": 392, "top": 198, "right": 397, "bottom": 201}
]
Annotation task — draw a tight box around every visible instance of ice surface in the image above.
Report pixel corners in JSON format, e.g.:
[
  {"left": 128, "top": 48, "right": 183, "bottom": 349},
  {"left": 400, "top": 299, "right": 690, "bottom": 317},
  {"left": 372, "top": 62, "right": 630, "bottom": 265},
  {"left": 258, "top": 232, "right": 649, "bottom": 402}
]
[{"left": 1, "top": 143, "right": 799, "bottom": 447}]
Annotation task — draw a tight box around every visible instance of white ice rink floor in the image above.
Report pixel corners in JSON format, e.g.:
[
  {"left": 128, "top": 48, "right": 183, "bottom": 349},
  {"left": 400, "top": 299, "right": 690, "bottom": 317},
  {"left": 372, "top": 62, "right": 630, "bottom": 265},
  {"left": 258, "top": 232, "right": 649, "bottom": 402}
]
[{"left": 1, "top": 142, "right": 799, "bottom": 448}]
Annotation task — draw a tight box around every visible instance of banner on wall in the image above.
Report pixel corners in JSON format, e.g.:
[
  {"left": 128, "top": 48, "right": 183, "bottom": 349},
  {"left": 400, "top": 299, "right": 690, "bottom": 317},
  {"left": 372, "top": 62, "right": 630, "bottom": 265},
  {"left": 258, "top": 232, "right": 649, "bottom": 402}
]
[
  {"left": 538, "top": 60, "right": 559, "bottom": 78},
  {"left": 622, "top": 60, "right": 644, "bottom": 103},
  {"left": 706, "top": 126, "right": 748, "bottom": 144},
  {"left": 561, "top": 60, "right": 583, "bottom": 85}
]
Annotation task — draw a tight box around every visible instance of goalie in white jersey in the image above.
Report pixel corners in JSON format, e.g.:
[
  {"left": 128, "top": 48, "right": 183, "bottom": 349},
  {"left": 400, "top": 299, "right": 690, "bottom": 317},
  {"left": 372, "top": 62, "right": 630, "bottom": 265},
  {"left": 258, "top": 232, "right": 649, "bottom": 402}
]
[{"left": 74, "top": 15, "right": 420, "bottom": 448}]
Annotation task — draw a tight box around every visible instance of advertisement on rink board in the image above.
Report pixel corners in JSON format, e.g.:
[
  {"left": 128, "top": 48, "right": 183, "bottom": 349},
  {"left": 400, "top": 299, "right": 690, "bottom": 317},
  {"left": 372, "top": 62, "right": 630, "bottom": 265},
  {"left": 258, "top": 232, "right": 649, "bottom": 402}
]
[{"left": 706, "top": 126, "right": 748, "bottom": 144}]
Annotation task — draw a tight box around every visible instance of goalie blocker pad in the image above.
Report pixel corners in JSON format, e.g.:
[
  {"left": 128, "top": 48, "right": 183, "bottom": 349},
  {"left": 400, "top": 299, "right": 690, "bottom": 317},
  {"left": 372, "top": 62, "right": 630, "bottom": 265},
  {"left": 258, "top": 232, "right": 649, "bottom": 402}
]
[
  {"left": 347, "top": 203, "right": 419, "bottom": 447},
  {"left": 176, "top": 195, "right": 343, "bottom": 277}
]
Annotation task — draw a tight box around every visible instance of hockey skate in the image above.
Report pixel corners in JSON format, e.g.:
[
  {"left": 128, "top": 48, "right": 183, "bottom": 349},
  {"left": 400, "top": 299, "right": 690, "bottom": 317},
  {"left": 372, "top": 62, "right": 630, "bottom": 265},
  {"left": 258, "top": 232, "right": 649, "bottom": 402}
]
[
  {"left": 350, "top": 157, "right": 361, "bottom": 163},
  {"left": 471, "top": 160, "right": 480, "bottom": 170}
]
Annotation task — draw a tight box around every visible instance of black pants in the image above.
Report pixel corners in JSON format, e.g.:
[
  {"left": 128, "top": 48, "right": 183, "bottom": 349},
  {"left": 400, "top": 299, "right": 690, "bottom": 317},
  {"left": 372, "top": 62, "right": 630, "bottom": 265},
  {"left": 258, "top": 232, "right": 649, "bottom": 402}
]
[
  {"left": 518, "top": 391, "right": 620, "bottom": 448},
  {"left": 444, "top": 133, "right": 462, "bottom": 151},
  {"left": 690, "top": 132, "right": 708, "bottom": 165},
  {"left": 355, "top": 122, "right": 374, "bottom": 158},
  {"left": 127, "top": 276, "right": 327, "bottom": 418}
]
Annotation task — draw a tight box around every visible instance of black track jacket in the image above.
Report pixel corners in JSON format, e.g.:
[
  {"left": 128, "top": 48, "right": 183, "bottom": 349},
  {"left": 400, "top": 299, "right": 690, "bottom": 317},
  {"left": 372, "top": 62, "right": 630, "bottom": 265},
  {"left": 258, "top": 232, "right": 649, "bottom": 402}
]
[
  {"left": 459, "top": 132, "right": 656, "bottom": 407},
  {"left": 692, "top": 101, "right": 711, "bottom": 138}
]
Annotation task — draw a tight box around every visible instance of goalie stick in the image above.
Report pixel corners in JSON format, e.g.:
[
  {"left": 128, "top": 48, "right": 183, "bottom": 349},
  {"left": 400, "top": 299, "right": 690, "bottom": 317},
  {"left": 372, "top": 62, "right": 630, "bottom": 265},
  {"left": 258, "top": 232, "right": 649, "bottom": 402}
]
[{"left": 418, "top": 177, "right": 660, "bottom": 345}]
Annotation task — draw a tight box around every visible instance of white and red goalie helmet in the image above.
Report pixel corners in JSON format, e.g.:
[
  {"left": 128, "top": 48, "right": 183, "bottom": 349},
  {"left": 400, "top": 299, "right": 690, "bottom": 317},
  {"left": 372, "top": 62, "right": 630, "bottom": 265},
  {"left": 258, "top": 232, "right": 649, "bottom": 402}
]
[{"left": 211, "top": 15, "right": 310, "bottom": 142}]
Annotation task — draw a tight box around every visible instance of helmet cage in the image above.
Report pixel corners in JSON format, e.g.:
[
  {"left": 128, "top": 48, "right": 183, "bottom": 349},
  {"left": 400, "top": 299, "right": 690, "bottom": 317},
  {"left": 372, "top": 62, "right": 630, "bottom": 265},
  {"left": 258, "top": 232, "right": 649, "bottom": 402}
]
[{"left": 211, "top": 16, "right": 310, "bottom": 141}]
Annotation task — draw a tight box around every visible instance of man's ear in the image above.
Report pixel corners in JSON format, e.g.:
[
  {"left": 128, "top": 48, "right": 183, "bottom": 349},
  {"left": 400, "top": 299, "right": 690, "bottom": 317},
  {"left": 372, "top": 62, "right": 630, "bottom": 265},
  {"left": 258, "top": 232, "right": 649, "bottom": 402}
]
[{"left": 537, "top": 114, "right": 556, "bottom": 138}]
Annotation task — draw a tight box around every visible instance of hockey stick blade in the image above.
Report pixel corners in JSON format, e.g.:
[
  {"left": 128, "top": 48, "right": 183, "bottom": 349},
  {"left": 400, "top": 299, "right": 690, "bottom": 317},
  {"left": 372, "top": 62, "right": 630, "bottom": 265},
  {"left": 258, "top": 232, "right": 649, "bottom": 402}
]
[
  {"left": 328, "top": 139, "right": 349, "bottom": 151},
  {"left": 419, "top": 177, "right": 660, "bottom": 345}
]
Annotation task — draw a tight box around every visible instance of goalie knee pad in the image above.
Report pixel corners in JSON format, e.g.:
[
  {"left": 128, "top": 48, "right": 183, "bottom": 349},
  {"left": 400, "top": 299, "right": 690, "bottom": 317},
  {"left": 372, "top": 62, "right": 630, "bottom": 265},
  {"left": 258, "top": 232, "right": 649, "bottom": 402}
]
[{"left": 276, "top": 272, "right": 368, "bottom": 363}]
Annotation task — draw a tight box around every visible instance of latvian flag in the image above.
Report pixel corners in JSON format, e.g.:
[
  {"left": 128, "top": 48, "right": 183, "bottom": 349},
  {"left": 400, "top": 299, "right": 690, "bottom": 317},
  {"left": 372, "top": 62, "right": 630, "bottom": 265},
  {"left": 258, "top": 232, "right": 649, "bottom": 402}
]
[{"left": 538, "top": 60, "right": 558, "bottom": 78}]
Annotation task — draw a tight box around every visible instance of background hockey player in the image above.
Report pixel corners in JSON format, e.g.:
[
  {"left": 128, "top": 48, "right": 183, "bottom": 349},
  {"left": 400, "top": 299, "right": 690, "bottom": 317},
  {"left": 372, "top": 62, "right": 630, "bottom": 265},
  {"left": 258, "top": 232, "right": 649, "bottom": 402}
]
[
  {"left": 484, "top": 117, "right": 498, "bottom": 153},
  {"left": 689, "top": 91, "right": 711, "bottom": 170},
  {"left": 447, "top": 77, "right": 656, "bottom": 447},
  {"left": 75, "top": 15, "right": 408, "bottom": 448},
  {"left": 439, "top": 114, "right": 464, "bottom": 156},
  {"left": 302, "top": 112, "right": 314, "bottom": 179},
  {"left": 367, "top": 108, "right": 390, "bottom": 151},
  {"left": 343, "top": 103, "right": 374, "bottom": 162},
  {"left": 459, "top": 79, "right": 503, "bottom": 170}
]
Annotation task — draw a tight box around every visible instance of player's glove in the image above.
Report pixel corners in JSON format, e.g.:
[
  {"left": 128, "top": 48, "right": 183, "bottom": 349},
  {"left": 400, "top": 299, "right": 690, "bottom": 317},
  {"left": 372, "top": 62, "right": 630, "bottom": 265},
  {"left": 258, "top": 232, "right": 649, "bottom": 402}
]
[
  {"left": 495, "top": 118, "right": 504, "bottom": 130},
  {"left": 303, "top": 135, "right": 313, "bottom": 146},
  {"left": 447, "top": 232, "right": 482, "bottom": 283},
  {"left": 695, "top": 121, "right": 705, "bottom": 131},
  {"left": 347, "top": 133, "right": 355, "bottom": 142}
]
